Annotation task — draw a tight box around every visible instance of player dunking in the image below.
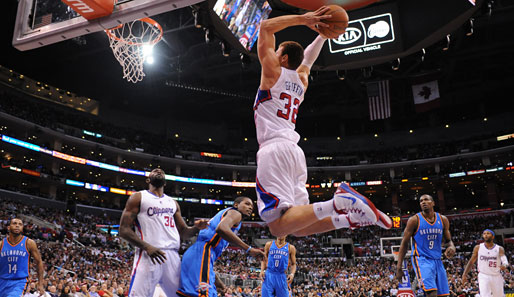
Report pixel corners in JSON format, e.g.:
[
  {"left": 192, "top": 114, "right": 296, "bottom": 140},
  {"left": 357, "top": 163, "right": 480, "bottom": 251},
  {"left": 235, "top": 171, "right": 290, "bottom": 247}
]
[
  {"left": 395, "top": 194, "right": 456, "bottom": 297},
  {"left": 0, "top": 218, "right": 45, "bottom": 297},
  {"left": 119, "top": 168, "right": 209, "bottom": 297},
  {"left": 462, "top": 229, "right": 509, "bottom": 297},
  {"left": 260, "top": 236, "right": 296, "bottom": 297},
  {"left": 254, "top": 6, "right": 392, "bottom": 237},
  {"left": 177, "top": 196, "right": 264, "bottom": 297}
]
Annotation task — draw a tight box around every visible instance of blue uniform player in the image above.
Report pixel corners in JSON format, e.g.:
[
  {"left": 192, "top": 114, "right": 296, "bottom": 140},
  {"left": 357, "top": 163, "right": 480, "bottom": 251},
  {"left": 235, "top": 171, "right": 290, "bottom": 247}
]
[
  {"left": 177, "top": 197, "right": 264, "bottom": 297},
  {"left": 0, "top": 218, "right": 45, "bottom": 297},
  {"left": 260, "top": 237, "right": 296, "bottom": 297},
  {"left": 396, "top": 195, "right": 456, "bottom": 297}
]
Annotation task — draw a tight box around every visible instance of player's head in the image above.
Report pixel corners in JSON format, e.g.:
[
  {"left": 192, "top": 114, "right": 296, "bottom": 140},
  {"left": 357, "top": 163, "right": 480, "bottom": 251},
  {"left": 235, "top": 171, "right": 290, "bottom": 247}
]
[
  {"left": 419, "top": 194, "right": 435, "bottom": 211},
  {"left": 277, "top": 41, "right": 304, "bottom": 70},
  {"left": 8, "top": 218, "right": 24, "bottom": 235},
  {"left": 146, "top": 168, "right": 166, "bottom": 189},
  {"left": 276, "top": 235, "right": 287, "bottom": 242},
  {"left": 482, "top": 229, "right": 495, "bottom": 242},
  {"left": 234, "top": 196, "right": 254, "bottom": 217}
]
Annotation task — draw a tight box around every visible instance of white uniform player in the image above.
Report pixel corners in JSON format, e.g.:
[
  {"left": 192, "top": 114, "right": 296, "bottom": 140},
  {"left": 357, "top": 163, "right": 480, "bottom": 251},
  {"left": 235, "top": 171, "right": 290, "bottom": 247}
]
[
  {"left": 119, "top": 168, "right": 209, "bottom": 297},
  {"left": 129, "top": 190, "right": 181, "bottom": 297},
  {"left": 462, "top": 229, "right": 509, "bottom": 297},
  {"left": 254, "top": 67, "right": 308, "bottom": 222},
  {"left": 254, "top": 8, "right": 392, "bottom": 237},
  {"left": 477, "top": 243, "right": 505, "bottom": 297}
]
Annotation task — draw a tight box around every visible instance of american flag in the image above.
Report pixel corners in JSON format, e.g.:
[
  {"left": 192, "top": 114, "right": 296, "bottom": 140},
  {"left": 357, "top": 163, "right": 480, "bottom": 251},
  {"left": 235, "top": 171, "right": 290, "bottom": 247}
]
[
  {"left": 33, "top": 13, "right": 53, "bottom": 29},
  {"left": 367, "top": 80, "right": 391, "bottom": 121}
]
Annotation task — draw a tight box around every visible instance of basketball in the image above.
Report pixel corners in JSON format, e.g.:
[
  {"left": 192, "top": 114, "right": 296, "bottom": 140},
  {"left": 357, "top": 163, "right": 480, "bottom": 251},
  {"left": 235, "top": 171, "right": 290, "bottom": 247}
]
[{"left": 317, "top": 5, "right": 349, "bottom": 39}]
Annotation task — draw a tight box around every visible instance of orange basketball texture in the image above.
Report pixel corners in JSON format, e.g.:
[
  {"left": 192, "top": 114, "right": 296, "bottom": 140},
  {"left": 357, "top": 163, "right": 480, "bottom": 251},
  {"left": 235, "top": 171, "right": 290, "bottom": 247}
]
[
  {"left": 317, "top": 5, "right": 349, "bottom": 39},
  {"left": 282, "top": 0, "right": 378, "bottom": 11}
]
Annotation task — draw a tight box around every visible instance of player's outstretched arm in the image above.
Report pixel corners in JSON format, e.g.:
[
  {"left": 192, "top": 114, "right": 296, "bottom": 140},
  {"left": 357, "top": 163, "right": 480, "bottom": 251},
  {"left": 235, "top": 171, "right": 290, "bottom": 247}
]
[
  {"left": 119, "top": 192, "right": 166, "bottom": 264},
  {"left": 462, "top": 244, "right": 479, "bottom": 283},
  {"left": 297, "top": 35, "right": 328, "bottom": 88},
  {"left": 27, "top": 238, "right": 45, "bottom": 296},
  {"left": 287, "top": 244, "right": 297, "bottom": 284},
  {"left": 215, "top": 209, "right": 264, "bottom": 258},
  {"left": 173, "top": 201, "right": 209, "bottom": 240},
  {"left": 395, "top": 215, "right": 418, "bottom": 282},
  {"left": 441, "top": 215, "right": 456, "bottom": 258},
  {"left": 260, "top": 241, "right": 272, "bottom": 280},
  {"left": 258, "top": 7, "right": 331, "bottom": 90}
]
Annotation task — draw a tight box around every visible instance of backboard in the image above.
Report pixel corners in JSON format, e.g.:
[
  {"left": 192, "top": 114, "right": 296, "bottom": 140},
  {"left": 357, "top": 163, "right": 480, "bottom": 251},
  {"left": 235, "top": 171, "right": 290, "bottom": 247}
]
[
  {"left": 380, "top": 236, "right": 412, "bottom": 259},
  {"left": 12, "top": 0, "right": 204, "bottom": 51}
]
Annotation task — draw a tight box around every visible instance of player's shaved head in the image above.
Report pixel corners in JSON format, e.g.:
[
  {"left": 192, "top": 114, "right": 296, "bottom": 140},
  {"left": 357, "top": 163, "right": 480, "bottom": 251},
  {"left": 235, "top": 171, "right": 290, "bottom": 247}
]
[{"left": 420, "top": 194, "right": 434, "bottom": 202}]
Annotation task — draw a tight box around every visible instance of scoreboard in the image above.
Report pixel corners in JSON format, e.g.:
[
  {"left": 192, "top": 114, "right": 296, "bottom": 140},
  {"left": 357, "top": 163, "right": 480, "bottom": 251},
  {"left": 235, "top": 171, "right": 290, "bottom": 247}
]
[{"left": 391, "top": 216, "right": 401, "bottom": 229}]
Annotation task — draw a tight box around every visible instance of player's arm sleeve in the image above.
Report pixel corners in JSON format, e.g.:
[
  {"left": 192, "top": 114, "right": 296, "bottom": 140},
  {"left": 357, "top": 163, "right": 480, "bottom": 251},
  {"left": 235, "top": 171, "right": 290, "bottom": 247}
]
[
  {"left": 299, "top": 35, "right": 327, "bottom": 70},
  {"left": 500, "top": 247, "right": 509, "bottom": 266}
]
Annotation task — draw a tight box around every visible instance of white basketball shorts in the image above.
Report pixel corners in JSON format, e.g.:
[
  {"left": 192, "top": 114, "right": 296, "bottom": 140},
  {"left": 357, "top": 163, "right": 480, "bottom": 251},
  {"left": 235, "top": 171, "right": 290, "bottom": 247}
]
[
  {"left": 478, "top": 273, "right": 504, "bottom": 297},
  {"left": 256, "top": 140, "right": 309, "bottom": 223},
  {"left": 128, "top": 249, "right": 181, "bottom": 297}
]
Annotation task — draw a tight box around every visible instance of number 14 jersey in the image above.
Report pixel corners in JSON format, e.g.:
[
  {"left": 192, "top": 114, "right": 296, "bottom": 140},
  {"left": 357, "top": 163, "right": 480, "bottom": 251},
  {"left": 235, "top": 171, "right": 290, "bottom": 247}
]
[{"left": 253, "top": 67, "right": 305, "bottom": 146}]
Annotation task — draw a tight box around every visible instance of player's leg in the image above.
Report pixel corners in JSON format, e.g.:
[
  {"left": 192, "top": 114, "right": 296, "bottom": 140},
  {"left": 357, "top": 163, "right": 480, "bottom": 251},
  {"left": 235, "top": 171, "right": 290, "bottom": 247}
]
[
  {"left": 274, "top": 273, "right": 291, "bottom": 297},
  {"left": 412, "top": 256, "right": 438, "bottom": 296},
  {"left": 478, "top": 274, "right": 492, "bottom": 297},
  {"left": 260, "top": 272, "right": 274, "bottom": 297},
  {"left": 2, "top": 279, "right": 28, "bottom": 297},
  {"left": 128, "top": 251, "right": 159, "bottom": 297},
  {"left": 434, "top": 259, "right": 449, "bottom": 297},
  {"left": 160, "top": 250, "right": 181, "bottom": 297},
  {"left": 258, "top": 142, "right": 381, "bottom": 237},
  {"left": 177, "top": 244, "right": 206, "bottom": 297},
  {"left": 490, "top": 275, "right": 504, "bottom": 297}
]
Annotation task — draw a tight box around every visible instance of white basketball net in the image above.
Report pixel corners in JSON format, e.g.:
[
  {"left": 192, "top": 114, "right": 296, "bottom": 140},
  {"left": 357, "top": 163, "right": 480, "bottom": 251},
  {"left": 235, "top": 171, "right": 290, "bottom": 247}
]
[{"left": 105, "top": 18, "right": 162, "bottom": 83}]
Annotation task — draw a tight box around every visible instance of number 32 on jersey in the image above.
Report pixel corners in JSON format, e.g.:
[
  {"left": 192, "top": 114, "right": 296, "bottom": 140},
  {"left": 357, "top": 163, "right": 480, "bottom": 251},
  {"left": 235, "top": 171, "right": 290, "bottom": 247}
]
[{"left": 277, "top": 92, "right": 300, "bottom": 123}]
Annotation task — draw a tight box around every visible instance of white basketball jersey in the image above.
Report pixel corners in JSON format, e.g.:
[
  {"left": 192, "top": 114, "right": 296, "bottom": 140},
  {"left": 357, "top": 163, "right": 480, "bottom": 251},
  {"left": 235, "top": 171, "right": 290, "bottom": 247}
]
[
  {"left": 478, "top": 243, "right": 501, "bottom": 276},
  {"left": 135, "top": 190, "right": 180, "bottom": 250},
  {"left": 254, "top": 67, "right": 305, "bottom": 145}
]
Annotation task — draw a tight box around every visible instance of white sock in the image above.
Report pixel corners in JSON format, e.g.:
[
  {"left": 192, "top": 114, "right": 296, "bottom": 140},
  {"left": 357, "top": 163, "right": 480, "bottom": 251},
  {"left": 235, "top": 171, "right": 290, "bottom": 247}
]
[
  {"left": 331, "top": 214, "right": 350, "bottom": 229},
  {"left": 313, "top": 200, "right": 334, "bottom": 220}
]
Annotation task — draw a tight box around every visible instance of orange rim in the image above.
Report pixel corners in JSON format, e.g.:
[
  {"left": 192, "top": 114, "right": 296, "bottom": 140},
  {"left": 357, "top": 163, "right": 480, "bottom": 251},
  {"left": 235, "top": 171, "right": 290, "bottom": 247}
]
[{"left": 105, "top": 17, "right": 163, "bottom": 46}]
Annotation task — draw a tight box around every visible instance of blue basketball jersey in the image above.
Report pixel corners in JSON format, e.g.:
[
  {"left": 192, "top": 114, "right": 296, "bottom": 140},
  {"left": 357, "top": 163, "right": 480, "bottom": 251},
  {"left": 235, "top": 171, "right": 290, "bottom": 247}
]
[
  {"left": 413, "top": 212, "right": 443, "bottom": 259},
  {"left": 0, "top": 236, "right": 30, "bottom": 280},
  {"left": 197, "top": 208, "right": 242, "bottom": 261},
  {"left": 267, "top": 241, "right": 289, "bottom": 274}
]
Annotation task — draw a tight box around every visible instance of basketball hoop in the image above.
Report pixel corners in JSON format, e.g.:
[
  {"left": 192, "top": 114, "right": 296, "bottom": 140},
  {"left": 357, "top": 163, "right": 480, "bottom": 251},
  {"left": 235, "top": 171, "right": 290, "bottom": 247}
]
[{"left": 105, "top": 17, "right": 163, "bottom": 83}]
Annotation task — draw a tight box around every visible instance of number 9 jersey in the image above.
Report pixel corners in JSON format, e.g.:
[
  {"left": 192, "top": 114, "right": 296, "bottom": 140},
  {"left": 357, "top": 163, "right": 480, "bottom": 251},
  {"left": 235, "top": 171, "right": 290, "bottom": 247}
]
[{"left": 253, "top": 67, "right": 305, "bottom": 146}]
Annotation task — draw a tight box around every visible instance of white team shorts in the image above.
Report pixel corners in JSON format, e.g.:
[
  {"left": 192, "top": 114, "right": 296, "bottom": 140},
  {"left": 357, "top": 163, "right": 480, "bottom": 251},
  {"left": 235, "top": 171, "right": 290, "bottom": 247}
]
[
  {"left": 128, "top": 249, "right": 181, "bottom": 297},
  {"left": 256, "top": 140, "right": 309, "bottom": 223},
  {"left": 478, "top": 273, "right": 504, "bottom": 297}
]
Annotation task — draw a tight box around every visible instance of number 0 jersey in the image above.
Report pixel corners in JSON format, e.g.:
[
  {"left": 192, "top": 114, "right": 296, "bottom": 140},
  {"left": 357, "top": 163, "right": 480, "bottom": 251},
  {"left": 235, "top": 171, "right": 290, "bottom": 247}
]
[
  {"left": 254, "top": 67, "right": 305, "bottom": 146},
  {"left": 135, "top": 190, "right": 180, "bottom": 250},
  {"left": 413, "top": 212, "right": 443, "bottom": 259},
  {"left": 477, "top": 243, "right": 502, "bottom": 276},
  {"left": 267, "top": 241, "right": 289, "bottom": 274}
]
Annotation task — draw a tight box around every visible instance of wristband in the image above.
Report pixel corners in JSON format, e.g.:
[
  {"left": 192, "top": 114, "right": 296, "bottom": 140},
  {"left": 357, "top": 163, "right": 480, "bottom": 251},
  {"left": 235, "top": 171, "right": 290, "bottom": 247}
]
[{"left": 246, "top": 246, "right": 252, "bottom": 253}]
